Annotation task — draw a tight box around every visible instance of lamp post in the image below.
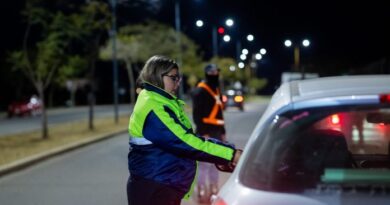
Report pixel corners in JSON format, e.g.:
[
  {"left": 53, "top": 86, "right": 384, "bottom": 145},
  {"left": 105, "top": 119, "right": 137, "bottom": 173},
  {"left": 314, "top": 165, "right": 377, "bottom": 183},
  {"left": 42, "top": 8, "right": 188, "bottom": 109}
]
[
  {"left": 109, "top": 0, "right": 119, "bottom": 124},
  {"left": 173, "top": 0, "right": 186, "bottom": 98},
  {"left": 284, "top": 39, "right": 310, "bottom": 79},
  {"left": 174, "top": 0, "right": 182, "bottom": 65}
]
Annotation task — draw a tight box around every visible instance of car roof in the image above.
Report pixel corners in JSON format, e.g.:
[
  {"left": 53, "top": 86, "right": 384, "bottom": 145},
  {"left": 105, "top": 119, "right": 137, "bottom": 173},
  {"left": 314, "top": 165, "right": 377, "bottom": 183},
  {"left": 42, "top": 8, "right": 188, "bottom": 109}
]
[
  {"left": 291, "top": 75, "right": 390, "bottom": 101},
  {"left": 260, "top": 75, "right": 390, "bottom": 124}
]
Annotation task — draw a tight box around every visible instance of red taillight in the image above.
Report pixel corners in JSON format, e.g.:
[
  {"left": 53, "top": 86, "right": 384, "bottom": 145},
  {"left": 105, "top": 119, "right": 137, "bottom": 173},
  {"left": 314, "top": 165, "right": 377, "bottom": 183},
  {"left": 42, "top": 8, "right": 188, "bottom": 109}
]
[
  {"left": 331, "top": 114, "right": 340, "bottom": 125},
  {"left": 222, "top": 95, "right": 227, "bottom": 102},
  {"left": 380, "top": 94, "right": 390, "bottom": 103},
  {"left": 211, "top": 195, "right": 228, "bottom": 205},
  {"left": 234, "top": 95, "right": 244, "bottom": 103}
]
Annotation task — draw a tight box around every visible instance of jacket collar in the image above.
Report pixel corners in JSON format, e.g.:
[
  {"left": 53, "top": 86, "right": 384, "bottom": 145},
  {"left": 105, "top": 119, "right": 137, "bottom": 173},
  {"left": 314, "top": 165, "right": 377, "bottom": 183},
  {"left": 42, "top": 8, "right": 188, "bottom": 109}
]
[{"left": 144, "top": 82, "right": 175, "bottom": 100}]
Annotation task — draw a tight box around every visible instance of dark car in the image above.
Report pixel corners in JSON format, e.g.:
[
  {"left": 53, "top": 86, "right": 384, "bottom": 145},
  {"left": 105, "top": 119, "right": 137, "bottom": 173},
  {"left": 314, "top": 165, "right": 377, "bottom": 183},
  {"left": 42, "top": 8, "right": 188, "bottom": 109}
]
[
  {"left": 222, "top": 89, "right": 244, "bottom": 111},
  {"left": 8, "top": 95, "right": 42, "bottom": 118}
]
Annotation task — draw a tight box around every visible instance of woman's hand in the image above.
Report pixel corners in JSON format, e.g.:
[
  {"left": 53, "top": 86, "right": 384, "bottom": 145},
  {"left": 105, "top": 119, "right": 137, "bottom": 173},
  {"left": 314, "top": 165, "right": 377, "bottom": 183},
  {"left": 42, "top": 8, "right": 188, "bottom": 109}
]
[
  {"left": 231, "top": 149, "right": 243, "bottom": 167},
  {"left": 215, "top": 149, "right": 243, "bottom": 172}
]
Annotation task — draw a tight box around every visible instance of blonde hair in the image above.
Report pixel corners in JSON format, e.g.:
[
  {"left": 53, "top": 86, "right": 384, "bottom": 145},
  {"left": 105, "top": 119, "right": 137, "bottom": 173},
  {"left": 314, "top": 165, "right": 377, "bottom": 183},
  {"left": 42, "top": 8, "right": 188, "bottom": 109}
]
[{"left": 139, "top": 55, "right": 178, "bottom": 89}]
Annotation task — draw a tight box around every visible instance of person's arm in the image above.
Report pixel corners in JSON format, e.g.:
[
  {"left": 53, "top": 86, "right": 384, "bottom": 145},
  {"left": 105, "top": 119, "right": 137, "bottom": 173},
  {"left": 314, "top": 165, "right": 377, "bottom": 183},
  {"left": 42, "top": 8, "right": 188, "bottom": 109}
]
[{"left": 143, "top": 105, "right": 236, "bottom": 165}]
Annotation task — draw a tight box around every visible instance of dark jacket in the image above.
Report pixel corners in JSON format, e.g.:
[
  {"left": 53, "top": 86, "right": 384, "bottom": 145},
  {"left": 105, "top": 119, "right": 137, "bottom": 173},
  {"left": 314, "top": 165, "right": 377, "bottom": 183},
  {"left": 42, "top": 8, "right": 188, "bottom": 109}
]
[{"left": 192, "top": 81, "right": 226, "bottom": 139}]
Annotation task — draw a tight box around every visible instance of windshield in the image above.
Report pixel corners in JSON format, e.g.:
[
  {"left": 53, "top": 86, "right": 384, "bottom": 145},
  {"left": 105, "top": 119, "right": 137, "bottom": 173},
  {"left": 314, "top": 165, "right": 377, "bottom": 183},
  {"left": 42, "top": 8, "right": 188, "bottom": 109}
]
[{"left": 241, "top": 105, "right": 390, "bottom": 193}]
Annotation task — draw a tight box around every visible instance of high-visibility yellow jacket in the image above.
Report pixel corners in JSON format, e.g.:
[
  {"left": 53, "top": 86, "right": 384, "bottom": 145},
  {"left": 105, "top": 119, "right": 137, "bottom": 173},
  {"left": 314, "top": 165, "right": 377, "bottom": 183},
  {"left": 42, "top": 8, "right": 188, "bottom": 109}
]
[{"left": 128, "top": 83, "right": 235, "bottom": 199}]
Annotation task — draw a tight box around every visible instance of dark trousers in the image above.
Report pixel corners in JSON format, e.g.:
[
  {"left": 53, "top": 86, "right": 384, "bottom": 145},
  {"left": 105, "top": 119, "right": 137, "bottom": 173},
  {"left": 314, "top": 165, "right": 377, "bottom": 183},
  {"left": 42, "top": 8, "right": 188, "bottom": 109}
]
[{"left": 127, "top": 175, "right": 184, "bottom": 205}]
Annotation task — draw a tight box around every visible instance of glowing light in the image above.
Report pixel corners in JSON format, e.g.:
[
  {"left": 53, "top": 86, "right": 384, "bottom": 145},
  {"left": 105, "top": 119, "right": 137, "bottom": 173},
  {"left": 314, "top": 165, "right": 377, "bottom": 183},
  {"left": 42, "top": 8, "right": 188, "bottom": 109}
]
[
  {"left": 225, "top": 19, "right": 234, "bottom": 27},
  {"left": 302, "top": 39, "right": 310, "bottom": 47},
  {"left": 331, "top": 114, "right": 340, "bottom": 124},
  {"left": 238, "top": 62, "right": 245, "bottom": 69},
  {"left": 255, "top": 53, "right": 262, "bottom": 60},
  {"left": 284, "top": 39, "right": 292, "bottom": 47},
  {"left": 223, "top": 35, "right": 231, "bottom": 42},
  {"left": 195, "top": 20, "right": 203, "bottom": 27},
  {"left": 247, "top": 34, "right": 254, "bottom": 41},
  {"left": 218, "top": 27, "right": 225, "bottom": 34}
]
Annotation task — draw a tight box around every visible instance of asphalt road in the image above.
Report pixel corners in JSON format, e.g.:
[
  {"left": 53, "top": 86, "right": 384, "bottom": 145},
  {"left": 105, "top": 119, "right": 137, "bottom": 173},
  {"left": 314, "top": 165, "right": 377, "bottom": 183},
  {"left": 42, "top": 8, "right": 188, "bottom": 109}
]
[
  {"left": 0, "top": 104, "right": 132, "bottom": 136},
  {"left": 0, "top": 101, "right": 268, "bottom": 205}
]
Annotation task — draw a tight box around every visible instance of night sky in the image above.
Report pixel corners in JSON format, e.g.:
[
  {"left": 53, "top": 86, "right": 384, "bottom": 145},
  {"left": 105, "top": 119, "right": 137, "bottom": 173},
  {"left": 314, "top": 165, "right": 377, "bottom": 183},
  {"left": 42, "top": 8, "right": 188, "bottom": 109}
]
[
  {"left": 156, "top": 0, "right": 390, "bottom": 72},
  {"left": 0, "top": 0, "right": 389, "bottom": 105},
  {"left": 1, "top": 0, "right": 389, "bottom": 76}
]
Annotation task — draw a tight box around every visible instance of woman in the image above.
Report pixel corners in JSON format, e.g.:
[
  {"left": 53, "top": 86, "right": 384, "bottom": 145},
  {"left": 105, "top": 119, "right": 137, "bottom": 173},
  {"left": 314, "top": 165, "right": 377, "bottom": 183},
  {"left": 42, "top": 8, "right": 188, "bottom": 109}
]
[{"left": 127, "top": 55, "right": 242, "bottom": 205}]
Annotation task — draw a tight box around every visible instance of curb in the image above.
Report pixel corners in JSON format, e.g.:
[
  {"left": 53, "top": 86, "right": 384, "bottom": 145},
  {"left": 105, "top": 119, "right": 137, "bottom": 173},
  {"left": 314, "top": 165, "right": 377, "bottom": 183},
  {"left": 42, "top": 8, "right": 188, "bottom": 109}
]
[{"left": 0, "top": 129, "right": 127, "bottom": 178}]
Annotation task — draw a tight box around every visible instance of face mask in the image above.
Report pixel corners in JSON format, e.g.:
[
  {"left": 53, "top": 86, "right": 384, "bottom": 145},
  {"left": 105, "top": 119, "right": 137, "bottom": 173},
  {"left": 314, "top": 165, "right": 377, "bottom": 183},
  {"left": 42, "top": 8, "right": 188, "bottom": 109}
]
[{"left": 205, "top": 74, "right": 219, "bottom": 88}]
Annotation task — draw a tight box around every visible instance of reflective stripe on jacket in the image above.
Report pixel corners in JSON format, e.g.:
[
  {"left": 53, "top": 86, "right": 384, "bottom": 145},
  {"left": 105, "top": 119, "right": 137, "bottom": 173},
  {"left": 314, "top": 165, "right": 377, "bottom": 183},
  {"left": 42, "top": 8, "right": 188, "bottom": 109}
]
[
  {"left": 128, "top": 83, "right": 235, "bottom": 199},
  {"left": 197, "top": 82, "right": 225, "bottom": 126}
]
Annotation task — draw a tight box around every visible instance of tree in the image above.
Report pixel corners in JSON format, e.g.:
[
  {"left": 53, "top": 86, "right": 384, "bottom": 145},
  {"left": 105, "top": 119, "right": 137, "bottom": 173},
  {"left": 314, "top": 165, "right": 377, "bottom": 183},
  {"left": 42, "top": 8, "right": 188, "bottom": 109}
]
[
  {"left": 8, "top": 1, "right": 85, "bottom": 139},
  {"left": 100, "top": 21, "right": 202, "bottom": 103},
  {"left": 247, "top": 78, "right": 268, "bottom": 94},
  {"left": 68, "top": 1, "right": 111, "bottom": 130}
]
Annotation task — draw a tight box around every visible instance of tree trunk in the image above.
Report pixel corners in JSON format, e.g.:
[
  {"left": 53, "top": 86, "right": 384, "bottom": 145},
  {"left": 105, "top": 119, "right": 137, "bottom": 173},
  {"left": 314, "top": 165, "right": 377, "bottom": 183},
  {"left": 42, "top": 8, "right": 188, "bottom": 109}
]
[
  {"left": 48, "top": 86, "right": 54, "bottom": 108},
  {"left": 87, "top": 35, "right": 101, "bottom": 130},
  {"left": 87, "top": 60, "right": 96, "bottom": 131},
  {"left": 125, "top": 61, "right": 136, "bottom": 104},
  {"left": 70, "top": 86, "right": 76, "bottom": 107},
  {"left": 88, "top": 90, "right": 95, "bottom": 130},
  {"left": 37, "top": 82, "right": 48, "bottom": 139}
]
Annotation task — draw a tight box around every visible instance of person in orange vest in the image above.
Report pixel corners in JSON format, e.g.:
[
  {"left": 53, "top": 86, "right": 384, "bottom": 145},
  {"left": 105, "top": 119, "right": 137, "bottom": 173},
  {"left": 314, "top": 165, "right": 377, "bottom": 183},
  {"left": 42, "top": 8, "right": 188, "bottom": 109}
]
[{"left": 191, "top": 64, "right": 226, "bottom": 203}]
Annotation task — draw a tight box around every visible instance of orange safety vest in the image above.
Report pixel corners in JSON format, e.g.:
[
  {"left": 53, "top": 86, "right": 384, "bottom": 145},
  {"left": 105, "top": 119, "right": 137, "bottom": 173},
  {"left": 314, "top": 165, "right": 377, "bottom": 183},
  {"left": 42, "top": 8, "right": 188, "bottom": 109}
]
[{"left": 197, "top": 82, "right": 225, "bottom": 126}]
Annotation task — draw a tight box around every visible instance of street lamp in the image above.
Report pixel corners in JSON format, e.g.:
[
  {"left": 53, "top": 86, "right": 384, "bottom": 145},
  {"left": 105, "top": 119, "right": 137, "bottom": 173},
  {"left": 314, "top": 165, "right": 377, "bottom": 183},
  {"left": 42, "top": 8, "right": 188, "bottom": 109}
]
[
  {"left": 236, "top": 47, "right": 265, "bottom": 84},
  {"left": 246, "top": 34, "right": 254, "bottom": 42},
  {"left": 195, "top": 20, "right": 203, "bottom": 27},
  {"left": 235, "top": 33, "right": 255, "bottom": 63},
  {"left": 260, "top": 48, "right": 267, "bottom": 55},
  {"left": 226, "top": 18, "right": 234, "bottom": 27},
  {"left": 195, "top": 18, "right": 234, "bottom": 57},
  {"left": 284, "top": 38, "right": 310, "bottom": 77},
  {"left": 223, "top": 35, "right": 231, "bottom": 42}
]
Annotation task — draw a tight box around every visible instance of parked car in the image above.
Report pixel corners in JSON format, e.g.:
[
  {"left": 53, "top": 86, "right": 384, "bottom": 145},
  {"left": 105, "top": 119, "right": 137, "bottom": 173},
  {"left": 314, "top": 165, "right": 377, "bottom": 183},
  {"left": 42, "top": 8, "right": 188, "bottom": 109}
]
[
  {"left": 8, "top": 95, "right": 42, "bottom": 118},
  {"left": 222, "top": 89, "right": 244, "bottom": 111},
  {"left": 213, "top": 75, "right": 390, "bottom": 205}
]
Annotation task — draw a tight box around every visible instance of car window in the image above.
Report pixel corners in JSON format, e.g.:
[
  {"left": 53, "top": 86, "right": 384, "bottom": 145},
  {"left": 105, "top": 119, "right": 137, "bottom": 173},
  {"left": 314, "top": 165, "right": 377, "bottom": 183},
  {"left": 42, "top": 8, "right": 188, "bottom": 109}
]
[{"left": 241, "top": 106, "right": 390, "bottom": 193}]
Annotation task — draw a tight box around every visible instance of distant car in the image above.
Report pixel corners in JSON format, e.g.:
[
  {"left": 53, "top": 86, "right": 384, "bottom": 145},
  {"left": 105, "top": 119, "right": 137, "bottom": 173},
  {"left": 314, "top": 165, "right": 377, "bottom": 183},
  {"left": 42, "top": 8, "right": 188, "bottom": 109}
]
[
  {"left": 8, "top": 95, "right": 42, "bottom": 118},
  {"left": 213, "top": 75, "right": 390, "bottom": 205},
  {"left": 222, "top": 89, "right": 244, "bottom": 111}
]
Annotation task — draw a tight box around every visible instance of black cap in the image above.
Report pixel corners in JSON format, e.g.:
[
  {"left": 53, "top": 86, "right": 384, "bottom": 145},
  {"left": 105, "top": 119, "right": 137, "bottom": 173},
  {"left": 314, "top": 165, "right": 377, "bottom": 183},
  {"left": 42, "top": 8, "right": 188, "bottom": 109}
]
[{"left": 204, "top": 64, "right": 220, "bottom": 73}]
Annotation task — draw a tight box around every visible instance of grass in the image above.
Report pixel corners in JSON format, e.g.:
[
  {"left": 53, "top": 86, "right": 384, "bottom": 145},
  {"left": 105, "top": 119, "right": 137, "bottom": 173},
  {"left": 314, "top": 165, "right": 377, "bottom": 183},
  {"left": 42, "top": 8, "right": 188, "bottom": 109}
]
[
  {"left": 0, "top": 96, "right": 269, "bottom": 168},
  {"left": 0, "top": 115, "right": 129, "bottom": 167}
]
